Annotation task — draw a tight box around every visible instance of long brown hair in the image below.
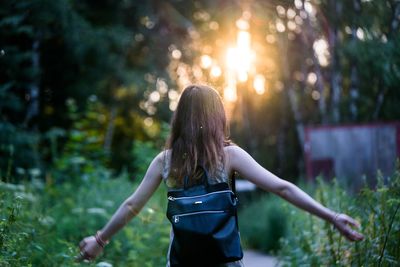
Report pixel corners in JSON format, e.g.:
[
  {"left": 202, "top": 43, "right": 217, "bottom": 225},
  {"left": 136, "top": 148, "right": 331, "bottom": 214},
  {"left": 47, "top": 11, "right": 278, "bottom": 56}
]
[{"left": 166, "top": 84, "right": 230, "bottom": 184}]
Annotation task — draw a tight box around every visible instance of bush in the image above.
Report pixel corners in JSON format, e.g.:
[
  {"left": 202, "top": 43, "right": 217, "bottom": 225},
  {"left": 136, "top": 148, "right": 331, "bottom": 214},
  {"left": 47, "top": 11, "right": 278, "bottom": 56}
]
[
  {"left": 238, "top": 193, "right": 288, "bottom": 253},
  {"left": 0, "top": 166, "right": 170, "bottom": 266},
  {"left": 278, "top": 169, "right": 400, "bottom": 266},
  {"left": 0, "top": 180, "right": 76, "bottom": 266}
]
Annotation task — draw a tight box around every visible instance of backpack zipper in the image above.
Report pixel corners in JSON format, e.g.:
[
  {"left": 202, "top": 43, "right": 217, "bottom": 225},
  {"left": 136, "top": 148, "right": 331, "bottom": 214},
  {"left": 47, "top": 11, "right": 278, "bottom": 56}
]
[
  {"left": 172, "top": 210, "right": 225, "bottom": 223},
  {"left": 167, "top": 190, "right": 232, "bottom": 201}
]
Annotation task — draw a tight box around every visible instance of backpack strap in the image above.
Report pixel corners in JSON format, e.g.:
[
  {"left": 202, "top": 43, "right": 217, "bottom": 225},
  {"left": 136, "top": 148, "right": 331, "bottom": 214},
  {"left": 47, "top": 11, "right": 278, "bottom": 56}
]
[{"left": 230, "top": 171, "right": 237, "bottom": 194}]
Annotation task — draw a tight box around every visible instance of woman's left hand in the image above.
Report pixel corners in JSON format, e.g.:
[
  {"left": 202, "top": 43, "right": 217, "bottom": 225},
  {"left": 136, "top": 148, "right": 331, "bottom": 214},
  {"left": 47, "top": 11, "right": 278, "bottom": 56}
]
[
  {"left": 76, "top": 236, "right": 103, "bottom": 262},
  {"left": 332, "top": 213, "right": 364, "bottom": 241}
]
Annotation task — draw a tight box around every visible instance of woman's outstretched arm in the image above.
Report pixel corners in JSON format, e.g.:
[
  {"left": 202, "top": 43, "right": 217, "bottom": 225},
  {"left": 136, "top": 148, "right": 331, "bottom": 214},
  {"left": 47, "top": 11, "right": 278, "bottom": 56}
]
[
  {"left": 77, "top": 152, "right": 164, "bottom": 261},
  {"left": 227, "top": 146, "right": 364, "bottom": 241}
]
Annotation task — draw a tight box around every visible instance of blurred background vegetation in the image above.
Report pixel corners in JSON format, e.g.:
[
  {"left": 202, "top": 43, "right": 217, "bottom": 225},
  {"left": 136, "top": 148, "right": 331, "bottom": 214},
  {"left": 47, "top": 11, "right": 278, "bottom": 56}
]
[{"left": 1, "top": 0, "right": 399, "bottom": 266}]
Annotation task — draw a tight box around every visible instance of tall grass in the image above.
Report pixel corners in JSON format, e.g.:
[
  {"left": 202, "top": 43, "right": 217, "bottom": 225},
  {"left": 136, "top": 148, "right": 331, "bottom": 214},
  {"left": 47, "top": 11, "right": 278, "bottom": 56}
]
[
  {"left": 0, "top": 137, "right": 170, "bottom": 267},
  {"left": 278, "top": 168, "right": 400, "bottom": 266},
  {"left": 0, "top": 172, "right": 170, "bottom": 267},
  {"left": 238, "top": 193, "right": 288, "bottom": 253}
]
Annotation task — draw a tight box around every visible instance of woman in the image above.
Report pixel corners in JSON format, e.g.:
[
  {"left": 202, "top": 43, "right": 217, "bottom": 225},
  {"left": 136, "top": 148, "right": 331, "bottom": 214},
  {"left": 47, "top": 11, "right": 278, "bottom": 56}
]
[{"left": 78, "top": 84, "right": 364, "bottom": 266}]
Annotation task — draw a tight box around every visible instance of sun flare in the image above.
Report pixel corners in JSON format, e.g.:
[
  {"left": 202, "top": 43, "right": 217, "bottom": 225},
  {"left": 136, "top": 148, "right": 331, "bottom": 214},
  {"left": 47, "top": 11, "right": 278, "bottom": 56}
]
[{"left": 225, "top": 30, "right": 254, "bottom": 83}]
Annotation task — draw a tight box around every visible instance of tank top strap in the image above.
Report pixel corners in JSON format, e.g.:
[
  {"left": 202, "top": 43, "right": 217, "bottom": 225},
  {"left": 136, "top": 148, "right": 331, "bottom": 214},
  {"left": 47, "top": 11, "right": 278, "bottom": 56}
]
[{"left": 162, "top": 151, "right": 230, "bottom": 189}]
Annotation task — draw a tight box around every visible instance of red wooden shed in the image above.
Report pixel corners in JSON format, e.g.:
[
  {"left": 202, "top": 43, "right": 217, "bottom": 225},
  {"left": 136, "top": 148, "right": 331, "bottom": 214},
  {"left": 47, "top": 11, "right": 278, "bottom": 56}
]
[{"left": 304, "top": 122, "right": 400, "bottom": 189}]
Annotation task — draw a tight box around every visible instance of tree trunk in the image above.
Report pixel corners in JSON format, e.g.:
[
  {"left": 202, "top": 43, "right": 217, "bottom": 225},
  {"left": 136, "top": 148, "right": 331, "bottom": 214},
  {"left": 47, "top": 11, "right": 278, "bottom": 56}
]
[
  {"left": 329, "top": 0, "right": 342, "bottom": 123},
  {"left": 242, "top": 80, "right": 257, "bottom": 154},
  {"left": 313, "top": 57, "right": 328, "bottom": 123},
  {"left": 24, "top": 39, "right": 40, "bottom": 128},
  {"left": 286, "top": 87, "right": 305, "bottom": 145},
  {"left": 389, "top": 0, "right": 400, "bottom": 36},
  {"left": 277, "top": 35, "right": 305, "bottom": 148},
  {"left": 349, "top": 0, "right": 361, "bottom": 121},
  {"left": 300, "top": 0, "right": 328, "bottom": 123},
  {"left": 373, "top": 1, "right": 400, "bottom": 119},
  {"left": 103, "top": 105, "right": 117, "bottom": 152},
  {"left": 372, "top": 77, "right": 387, "bottom": 119},
  {"left": 349, "top": 61, "right": 359, "bottom": 121}
]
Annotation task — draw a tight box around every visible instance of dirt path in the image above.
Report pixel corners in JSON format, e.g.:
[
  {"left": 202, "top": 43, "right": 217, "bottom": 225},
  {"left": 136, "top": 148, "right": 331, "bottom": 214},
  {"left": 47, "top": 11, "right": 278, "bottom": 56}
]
[{"left": 243, "top": 250, "right": 281, "bottom": 267}]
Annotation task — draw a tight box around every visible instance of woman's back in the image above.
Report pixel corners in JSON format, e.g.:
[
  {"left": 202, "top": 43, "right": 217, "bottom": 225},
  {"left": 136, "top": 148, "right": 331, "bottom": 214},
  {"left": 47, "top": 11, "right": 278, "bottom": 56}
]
[
  {"left": 162, "top": 147, "right": 244, "bottom": 267},
  {"left": 161, "top": 147, "right": 235, "bottom": 190}
]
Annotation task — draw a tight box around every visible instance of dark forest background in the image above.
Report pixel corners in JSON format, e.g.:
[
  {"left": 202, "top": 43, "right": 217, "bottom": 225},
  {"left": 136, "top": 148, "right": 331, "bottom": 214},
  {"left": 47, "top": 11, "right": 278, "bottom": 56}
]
[{"left": 2, "top": 0, "right": 399, "bottom": 182}]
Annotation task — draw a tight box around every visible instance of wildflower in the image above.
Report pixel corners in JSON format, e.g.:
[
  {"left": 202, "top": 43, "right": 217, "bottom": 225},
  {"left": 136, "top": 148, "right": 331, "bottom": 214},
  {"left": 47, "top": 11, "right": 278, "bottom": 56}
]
[
  {"left": 96, "top": 262, "right": 113, "bottom": 267},
  {"left": 39, "top": 216, "right": 55, "bottom": 226},
  {"left": 87, "top": 208, "right": 107, "bottom": 215},
  {"left": 147, "top": 207, "right": 155, "bottom": 214}
]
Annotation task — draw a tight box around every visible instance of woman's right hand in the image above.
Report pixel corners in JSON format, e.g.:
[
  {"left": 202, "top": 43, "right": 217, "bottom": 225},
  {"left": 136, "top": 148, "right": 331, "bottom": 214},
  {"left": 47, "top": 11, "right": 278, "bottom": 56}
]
[
  {"left": 76, "top": 236, "right": 104, "bottom": 262},
  {"left": 332, "top": 213, "right": 364, "bottom": 241}
]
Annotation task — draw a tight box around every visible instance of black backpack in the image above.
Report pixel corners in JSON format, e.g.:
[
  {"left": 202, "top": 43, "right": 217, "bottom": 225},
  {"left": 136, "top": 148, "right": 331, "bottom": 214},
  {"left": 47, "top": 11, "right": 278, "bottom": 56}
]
[{"left": 166, "top": 166, "right": 243, "bottom": 266}]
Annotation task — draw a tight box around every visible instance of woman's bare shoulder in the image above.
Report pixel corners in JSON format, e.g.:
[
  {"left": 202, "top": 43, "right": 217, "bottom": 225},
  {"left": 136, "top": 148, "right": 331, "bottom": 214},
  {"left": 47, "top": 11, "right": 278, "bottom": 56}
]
[
  {"left": 223, "top": 144, "right": 247, "bottom": 174},
  {"left": 151, "top": 150, "right": 168, "bottom": 166},
  {"left": 224, "top": 144, "right": 246, "bottom": 157},
  {"left": 155, "top": 149, "right": 171, "bottom": 160}
]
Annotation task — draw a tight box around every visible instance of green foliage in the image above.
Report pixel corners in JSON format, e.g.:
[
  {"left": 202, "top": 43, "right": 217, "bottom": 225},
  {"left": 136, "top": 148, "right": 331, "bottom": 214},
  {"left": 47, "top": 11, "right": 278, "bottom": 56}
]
[
  {"left": 0, "top": 167, "right": 169, "bottom": 266},
  {"left": 131, "top": 141, "right": 160, "bottom": 179},
  {"left": 278, "top": 171, "right": 400, "bottom": 266},
  {"left": 238, "top": 194, "right": 288, "bottom": 253},
  {"left": 0, "top": 180, "right": 76, "bottom": 266},
  {"left": 49, "top": 172, "right": 169, "bottom": 267},
  {"left": 0, "top": 122, "right": 41, "bottom": 182},
  {"left": 0, "top": 0, "right": 174, "bottom": 179},
  {"left": 49, "top": 98, "right": 109, "bottom": 185},
  {"left": 356, "top": 170, "right": 400, "bottom": 266}
]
